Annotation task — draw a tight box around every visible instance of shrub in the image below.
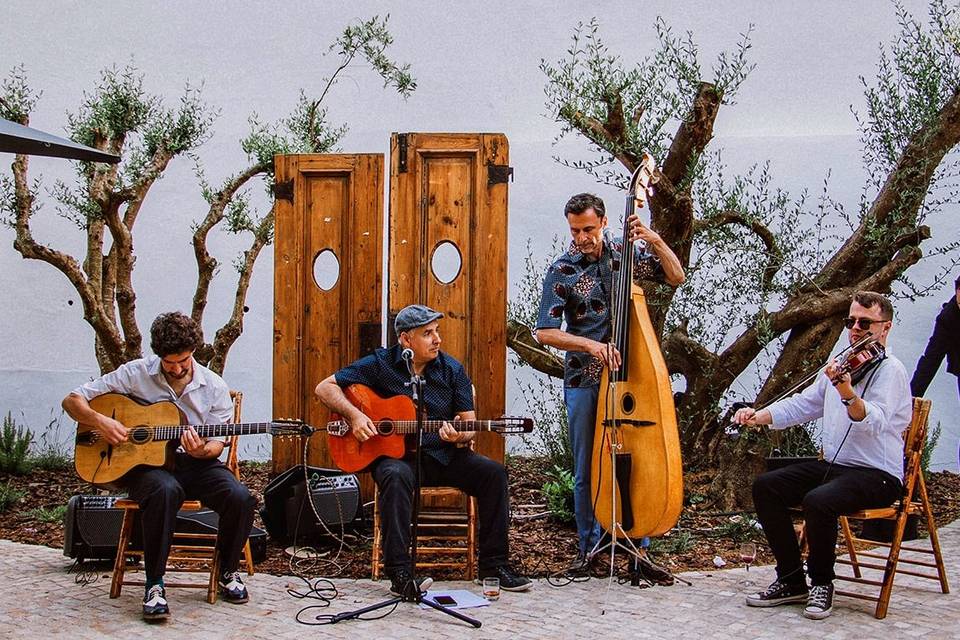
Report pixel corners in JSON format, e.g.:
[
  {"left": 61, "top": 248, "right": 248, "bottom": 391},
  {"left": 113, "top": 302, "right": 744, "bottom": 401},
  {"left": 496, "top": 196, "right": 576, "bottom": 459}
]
[
  {"left": 30, "top": 410, "right": 73, "bottom": 472},
  {"left": 0, "top": 482, "right": 25, "bottom": 512},
  {"left": 542, "top": 465, "right": 575, "bottom": 524},
  {"left": 24, "top": 504, "right": 68, "bottom": 524},
  {"left": 921, "top": 421, "right": 942, "bottom": 477},
  {"left": 0, "top": 412, "right": 33, "bottom": 474}
]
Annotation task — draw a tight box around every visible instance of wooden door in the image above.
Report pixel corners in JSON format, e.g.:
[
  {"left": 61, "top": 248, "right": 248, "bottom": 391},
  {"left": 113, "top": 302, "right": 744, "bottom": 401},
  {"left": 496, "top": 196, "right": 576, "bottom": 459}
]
[
  {"left": 273, "top": 154, "right": 384, "bottom": 478},
  {"left": 388, "top": 133, "right": 511, "bottom": 463}
]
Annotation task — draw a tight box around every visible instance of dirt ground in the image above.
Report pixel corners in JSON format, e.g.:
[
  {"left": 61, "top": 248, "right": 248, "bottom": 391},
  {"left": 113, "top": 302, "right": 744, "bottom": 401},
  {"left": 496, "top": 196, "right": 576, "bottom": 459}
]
[{"left": 2, "top": 457, "right": 958, "bottom": 582}]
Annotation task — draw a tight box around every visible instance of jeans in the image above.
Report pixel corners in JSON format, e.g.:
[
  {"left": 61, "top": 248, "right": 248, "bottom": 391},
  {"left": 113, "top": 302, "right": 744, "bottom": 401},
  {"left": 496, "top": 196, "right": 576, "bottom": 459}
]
[
  {"left": 752, "top": 460, "right": 902, "bottom": 586},
  {"left": 565, "top": 385, "right": 603, "bottom": 554},
  {"left": 372, "top": 448, "right": 510, "bottom": 574},
  {"left": 125, "top": 453, "right": 256, "bottom": 581}
]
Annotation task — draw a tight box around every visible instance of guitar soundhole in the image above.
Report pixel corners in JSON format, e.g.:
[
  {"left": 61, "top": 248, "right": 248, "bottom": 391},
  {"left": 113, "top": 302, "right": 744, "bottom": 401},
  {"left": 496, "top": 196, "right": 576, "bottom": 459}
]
[
  {"left": 620, "top": 393, "right": 636, "bottom": 415},
  {"left": 377, "top": 420, "right": 394, "bottom": 436},
  {"left": 130, "top": 427, "right": 151, "bottom": 444}
]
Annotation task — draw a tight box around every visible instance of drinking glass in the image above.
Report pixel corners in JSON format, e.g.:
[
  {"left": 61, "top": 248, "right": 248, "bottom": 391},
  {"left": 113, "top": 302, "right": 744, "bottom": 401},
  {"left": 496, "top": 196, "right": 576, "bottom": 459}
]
[
  {"left": 738, "top": 542, "right": 757, "bottom": 587},
  {"left": 482, "top": 576, "right": 500, "bottom": 601}
]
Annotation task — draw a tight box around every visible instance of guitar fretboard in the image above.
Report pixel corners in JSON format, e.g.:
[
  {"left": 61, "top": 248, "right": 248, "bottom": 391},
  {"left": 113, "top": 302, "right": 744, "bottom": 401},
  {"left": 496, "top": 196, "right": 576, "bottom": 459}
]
[
  {"left": 133, "top": 423, "right": 277, "bottom": 441},
  {"left": 327, "top": 420, "right": 518, "bottom": 435}
]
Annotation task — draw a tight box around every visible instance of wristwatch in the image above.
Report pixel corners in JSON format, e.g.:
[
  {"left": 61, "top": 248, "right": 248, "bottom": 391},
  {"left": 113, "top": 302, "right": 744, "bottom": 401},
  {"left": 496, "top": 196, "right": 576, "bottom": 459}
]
[{"left": 841, "top": 395, "right": 857, "bottom": 407}]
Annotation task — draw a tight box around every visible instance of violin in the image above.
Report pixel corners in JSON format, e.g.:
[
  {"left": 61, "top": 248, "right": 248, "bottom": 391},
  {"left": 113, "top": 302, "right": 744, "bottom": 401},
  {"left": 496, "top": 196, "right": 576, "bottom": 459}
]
[{"left": 830, "top": 338, "right": 886, "bottom": 385}]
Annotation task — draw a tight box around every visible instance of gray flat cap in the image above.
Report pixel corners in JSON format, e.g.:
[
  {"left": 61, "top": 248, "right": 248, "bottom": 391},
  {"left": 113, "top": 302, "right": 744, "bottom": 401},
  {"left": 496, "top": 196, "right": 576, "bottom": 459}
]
[{"left": 394, "top": 304, "right": 444, "bottom": 334}]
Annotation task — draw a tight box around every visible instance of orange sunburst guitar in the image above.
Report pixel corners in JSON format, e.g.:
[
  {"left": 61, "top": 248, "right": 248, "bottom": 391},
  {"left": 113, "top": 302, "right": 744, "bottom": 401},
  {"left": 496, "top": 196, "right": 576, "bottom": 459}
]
[
  {"left": 74, "top": 393, "right": 315, "bottom": 488},
  {"left": 326, "top": 384, "right": 534, "bottom": 473}
]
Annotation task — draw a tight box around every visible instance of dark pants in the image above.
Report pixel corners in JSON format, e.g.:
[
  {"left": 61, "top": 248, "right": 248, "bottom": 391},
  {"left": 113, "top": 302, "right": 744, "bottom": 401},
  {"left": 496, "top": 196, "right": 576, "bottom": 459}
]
[
  {"left": 126, "top": 453, "right": 256, "bottom": 581},
  {"left": 372, "top": 448, "right": 510, "bottom": 574},
  {"left": 752, "top": 460, "right": 901, "bottom": 586}
]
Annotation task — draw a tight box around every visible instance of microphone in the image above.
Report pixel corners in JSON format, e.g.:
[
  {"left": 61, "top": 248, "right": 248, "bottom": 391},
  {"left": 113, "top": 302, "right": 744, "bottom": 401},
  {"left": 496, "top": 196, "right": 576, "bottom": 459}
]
[{"left": 401, "top": 348, "right": 415, "bottom": 375}]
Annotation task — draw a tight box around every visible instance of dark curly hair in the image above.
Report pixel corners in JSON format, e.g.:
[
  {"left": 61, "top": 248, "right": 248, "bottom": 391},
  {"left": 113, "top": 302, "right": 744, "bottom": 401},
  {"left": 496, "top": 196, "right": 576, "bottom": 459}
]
[
  {"left": 564, "top": 193, "right": 605, "bottom": 218},
  {"left": 150, "top": 312, "right": 202, "bottom": 357}
]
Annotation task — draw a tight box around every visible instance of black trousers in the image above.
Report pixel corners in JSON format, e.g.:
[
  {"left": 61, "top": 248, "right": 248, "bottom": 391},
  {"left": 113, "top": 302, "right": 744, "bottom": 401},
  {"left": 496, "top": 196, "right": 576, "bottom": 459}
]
[
  {"left": 372, "top": 448, "right": 510, "bottom": 574},
  {"left": 752, "top": 460, "right": 901, "bottom": 586},
  {"left": 126, "top": 453, "right": 256, "bottom": 581}
]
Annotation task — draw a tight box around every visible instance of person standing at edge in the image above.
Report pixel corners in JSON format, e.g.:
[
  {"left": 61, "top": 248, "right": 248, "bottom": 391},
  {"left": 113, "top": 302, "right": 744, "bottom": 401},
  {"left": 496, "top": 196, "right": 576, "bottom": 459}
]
[
  {"left": 910, "top": 275, "right": 959, "bottom": 459},
  {"left": 534, "top": 192, "right": 685, "bottom": 572}
]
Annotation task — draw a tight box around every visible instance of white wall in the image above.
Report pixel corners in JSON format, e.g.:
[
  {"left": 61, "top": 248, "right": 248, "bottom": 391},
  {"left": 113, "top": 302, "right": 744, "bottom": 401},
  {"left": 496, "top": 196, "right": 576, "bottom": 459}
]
[{"left": 1, "top": 1, "right": 956, "bottom": 468}]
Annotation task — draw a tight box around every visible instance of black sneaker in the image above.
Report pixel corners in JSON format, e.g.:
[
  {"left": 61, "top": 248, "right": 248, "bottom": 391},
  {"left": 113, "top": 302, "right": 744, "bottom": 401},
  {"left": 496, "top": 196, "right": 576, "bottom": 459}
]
[
  {"left": 219, "top": 571, "right": 250, "bottom": 604},
  {"left": 744, "top": 578, "right": 809, "bottom": 607},
  {"left": 477, "top": 565, "right": 533, "bottom": 592},
  {"left": 386, "top": 568, "right": 433, "bottom": 597},
  {"left": 803, "top": 583, "right": 834, "bottom": 620},
  {"left": 142, "top": 584, "right": 170, "bottom": 621}
]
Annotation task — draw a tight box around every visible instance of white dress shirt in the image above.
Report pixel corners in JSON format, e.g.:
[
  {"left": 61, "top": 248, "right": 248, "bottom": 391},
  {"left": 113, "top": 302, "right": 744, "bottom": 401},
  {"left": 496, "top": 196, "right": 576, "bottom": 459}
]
[
  {"left": 71, "top": 355, "right": 233, "bottom": 426},
  {"left": 766, "top": 354, "right": 912, "bottom": 482}
]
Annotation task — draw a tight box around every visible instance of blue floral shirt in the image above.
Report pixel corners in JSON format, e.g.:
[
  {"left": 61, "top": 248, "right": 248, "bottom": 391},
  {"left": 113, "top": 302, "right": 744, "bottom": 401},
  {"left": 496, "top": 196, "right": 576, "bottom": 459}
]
[{"left": 536, "top": 238, "right": 666, "bottom": 388}]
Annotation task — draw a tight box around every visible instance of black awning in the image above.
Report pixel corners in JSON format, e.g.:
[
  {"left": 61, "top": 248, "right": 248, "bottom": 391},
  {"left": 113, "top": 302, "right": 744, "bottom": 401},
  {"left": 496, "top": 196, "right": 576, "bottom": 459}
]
[{"left": 0, "top": 117, "right": 120, "bottom": 163}]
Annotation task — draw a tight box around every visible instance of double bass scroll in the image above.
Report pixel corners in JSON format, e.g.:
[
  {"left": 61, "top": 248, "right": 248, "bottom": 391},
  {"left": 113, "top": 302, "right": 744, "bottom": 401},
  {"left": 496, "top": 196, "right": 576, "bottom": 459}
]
[{"left": 590, "top": 153, "right": 684, "bottom": 540}]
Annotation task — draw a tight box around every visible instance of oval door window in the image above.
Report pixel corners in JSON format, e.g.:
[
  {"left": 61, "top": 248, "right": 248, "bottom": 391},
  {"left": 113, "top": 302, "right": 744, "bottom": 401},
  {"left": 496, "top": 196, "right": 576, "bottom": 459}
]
[
  {"left": 312, "top": 249, "right": 340, "bottom": 291},
  {"left": 431, "top": 241, "right": 462, "bottom": 284}
]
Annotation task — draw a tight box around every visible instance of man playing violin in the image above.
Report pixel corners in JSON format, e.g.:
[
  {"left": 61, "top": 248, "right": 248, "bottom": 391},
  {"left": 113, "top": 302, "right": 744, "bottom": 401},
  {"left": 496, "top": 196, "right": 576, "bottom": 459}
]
[
  {"left": 535, "top": 193, "right": 685, "bottom": 572},
  {"left": 735, "top": 291, "right": 912, "bottom": 620},
  {"left": 314, "top": 304, "right": 532, "bottom": 596}
]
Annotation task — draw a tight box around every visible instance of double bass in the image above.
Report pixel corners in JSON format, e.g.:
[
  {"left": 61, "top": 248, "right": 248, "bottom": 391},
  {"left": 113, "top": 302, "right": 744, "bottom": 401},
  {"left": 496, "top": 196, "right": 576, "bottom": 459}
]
[{"left": 590, "top": 153, "right": 684, "bottom": 539}]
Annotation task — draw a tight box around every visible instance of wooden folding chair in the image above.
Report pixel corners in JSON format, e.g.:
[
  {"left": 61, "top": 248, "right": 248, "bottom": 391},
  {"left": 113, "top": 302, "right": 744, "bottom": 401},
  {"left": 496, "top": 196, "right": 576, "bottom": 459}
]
[
  {"left": 370, "top": 435, "right": 479, "bottom": 581},
  {"left": 833, "top": 397, "right": 950, "bottom": 618},
  {"left": 110, "top": 390, "right": 253, "bottom": 604},
  {"left": 371, "top": 483, "right": 478, "bottom": 581}
]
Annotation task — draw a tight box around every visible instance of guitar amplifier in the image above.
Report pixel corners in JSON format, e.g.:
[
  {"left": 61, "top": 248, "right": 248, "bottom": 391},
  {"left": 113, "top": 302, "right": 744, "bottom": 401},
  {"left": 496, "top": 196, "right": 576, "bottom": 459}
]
[
  {"left": 63, "top": 495, "right": 268, "bottom": 563},
  {"left": 261, "top": 465, "right": 360, "bottom": 543},
  {"left": 175, "top": 508, "right": 268, "bottom": 563},
  {"left": 63, "top": 495, "right": 125, "bottom": 561}
]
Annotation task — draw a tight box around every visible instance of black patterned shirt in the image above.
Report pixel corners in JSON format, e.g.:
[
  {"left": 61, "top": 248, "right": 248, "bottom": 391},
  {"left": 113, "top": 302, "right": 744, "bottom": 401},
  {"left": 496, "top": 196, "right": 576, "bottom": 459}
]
[
  {"left": 536, "top": 238, "right": 666, "bottom": 388},
  {"left": 334, "top": 344, "right": 474, "bottom": 465}
]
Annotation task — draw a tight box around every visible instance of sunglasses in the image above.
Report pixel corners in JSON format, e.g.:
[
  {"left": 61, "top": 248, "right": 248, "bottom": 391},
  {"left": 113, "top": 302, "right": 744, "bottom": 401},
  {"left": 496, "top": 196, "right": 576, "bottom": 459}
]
[{"left": 843, "top": 317, "right": 889, "bottom": 330}]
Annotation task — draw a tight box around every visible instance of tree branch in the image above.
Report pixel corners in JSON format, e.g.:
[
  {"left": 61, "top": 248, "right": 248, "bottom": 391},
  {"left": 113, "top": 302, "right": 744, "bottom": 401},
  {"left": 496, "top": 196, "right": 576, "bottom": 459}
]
[
  {"left": 191, "top": 162, "right": 270, "bottom": 330},
  {"left": 661, "top": 82, "right": 722, "bottom": 187},
  {"left": 205, "top": 209, "right": 274, "bottom": 374},
  {"left": 695, "top": 209, "right": 783, "bottom": 289},
  {"left": 505, "top": 319, "right": 564, "bottom": 379}
]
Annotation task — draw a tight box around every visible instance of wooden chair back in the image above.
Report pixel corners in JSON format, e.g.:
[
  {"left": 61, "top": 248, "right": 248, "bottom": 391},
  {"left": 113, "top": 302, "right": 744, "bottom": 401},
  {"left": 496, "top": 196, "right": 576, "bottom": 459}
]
[{"left": 833, "top": 397, "right": 949, "bottom": 618}]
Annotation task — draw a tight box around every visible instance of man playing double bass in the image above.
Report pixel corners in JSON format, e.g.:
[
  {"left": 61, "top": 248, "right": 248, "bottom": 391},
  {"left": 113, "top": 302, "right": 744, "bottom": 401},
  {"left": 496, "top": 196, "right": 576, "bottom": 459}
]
[
  {"left": 535, "top": 193, "right": 685, "bottom": 572},
  {"left": 735, "top": 291, "right": 912, "bottom": 620}
]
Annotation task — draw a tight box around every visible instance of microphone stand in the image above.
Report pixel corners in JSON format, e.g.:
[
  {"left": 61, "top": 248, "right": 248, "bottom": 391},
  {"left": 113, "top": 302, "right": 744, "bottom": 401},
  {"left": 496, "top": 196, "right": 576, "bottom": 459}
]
[{"left": 328, "top": 352, "right": 481, "bottom": 628}]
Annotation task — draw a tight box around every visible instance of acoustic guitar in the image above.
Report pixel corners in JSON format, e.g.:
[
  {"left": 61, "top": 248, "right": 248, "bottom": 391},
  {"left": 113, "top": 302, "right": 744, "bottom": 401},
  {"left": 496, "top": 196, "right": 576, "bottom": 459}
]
[
  {"left": 326, "top": 384, "right": 534, "bottom": 473},
  {"left": 74, "top": 393, "right": 314, "bottom": 488}
]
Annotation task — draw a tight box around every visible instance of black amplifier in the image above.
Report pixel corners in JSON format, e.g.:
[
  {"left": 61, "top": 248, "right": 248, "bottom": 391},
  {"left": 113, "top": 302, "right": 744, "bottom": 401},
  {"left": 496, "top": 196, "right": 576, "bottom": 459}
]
[
  {"left": 63, "top": 494, "right": 124, "bottom": 561},
  {"left": 63, "top": 495, "right": 268, "bottom": 563},
  {"left": 260, "top": 465, "right": 360, "bottom": 544}
]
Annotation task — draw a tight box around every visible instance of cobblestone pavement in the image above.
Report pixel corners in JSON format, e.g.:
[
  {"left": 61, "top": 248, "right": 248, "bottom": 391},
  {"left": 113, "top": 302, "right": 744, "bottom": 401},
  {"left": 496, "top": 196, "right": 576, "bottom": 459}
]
[{"left": 2, "top": 522, "right": 958, "bottom": 640}]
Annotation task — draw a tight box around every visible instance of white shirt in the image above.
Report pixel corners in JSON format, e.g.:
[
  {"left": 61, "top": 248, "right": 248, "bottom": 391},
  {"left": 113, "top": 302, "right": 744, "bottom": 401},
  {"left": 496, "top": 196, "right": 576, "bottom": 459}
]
[
  {"left": 766, "top": 354, "right": 912, "bottom": 482},
  {"left": 71, "top": 355, "right": 233, "bottom": 426}
]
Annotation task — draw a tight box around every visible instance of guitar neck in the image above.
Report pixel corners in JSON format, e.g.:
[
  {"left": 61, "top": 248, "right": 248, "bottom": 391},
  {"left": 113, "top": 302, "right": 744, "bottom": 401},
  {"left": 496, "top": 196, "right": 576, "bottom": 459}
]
[
  {"left": 146, "top": 423, "right": 276, "bottom": 441},
  {"left": 371, "top": 420, "right": 507, "bottom": 435}
]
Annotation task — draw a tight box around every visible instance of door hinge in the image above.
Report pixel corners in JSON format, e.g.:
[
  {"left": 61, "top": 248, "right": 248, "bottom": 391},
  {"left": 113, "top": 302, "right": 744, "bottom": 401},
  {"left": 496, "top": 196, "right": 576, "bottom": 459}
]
[
  {"left": 272, "top": 179, "right": 294, "bottom": 202},
  {"left": 488, "top": 164, "right": 514, "bottom": 185},
  {"left": 397, "top": 133, "right": 409, "bottom": 173}
]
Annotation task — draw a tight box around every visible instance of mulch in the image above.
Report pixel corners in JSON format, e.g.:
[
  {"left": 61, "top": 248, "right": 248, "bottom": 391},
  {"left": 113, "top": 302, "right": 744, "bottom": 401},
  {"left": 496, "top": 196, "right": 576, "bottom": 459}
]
[{"left": 2, "top": 458, "right": 958, "bottom": 581}]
